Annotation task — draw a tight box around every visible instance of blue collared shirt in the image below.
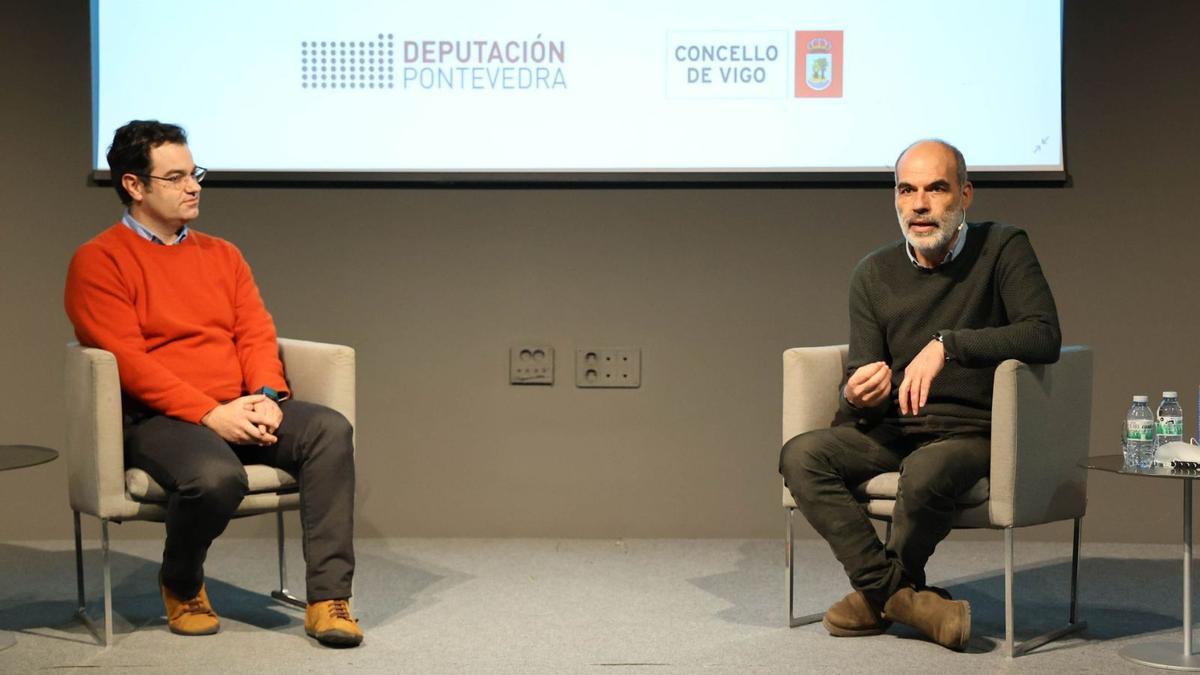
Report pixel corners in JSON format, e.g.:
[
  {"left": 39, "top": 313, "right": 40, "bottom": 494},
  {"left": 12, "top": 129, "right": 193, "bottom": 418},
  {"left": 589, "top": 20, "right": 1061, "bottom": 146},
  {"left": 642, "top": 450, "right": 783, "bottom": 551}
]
[
  {"left": 121, "top": 210, "right": 189, "bottom": 246},
  {"left": 906, "top": 221, "right": 968, "bottom": 269}
]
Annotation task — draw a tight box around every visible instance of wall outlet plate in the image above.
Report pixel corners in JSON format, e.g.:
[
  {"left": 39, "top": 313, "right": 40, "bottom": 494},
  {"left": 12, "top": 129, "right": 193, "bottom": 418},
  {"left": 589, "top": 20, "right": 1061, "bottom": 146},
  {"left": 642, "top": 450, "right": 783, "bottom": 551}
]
[
  {"left": 510, "top": 345, "right": 554, "bottom": 385},
  {"left": 576, "top": 348, "right": 641, "bottom": 388}
]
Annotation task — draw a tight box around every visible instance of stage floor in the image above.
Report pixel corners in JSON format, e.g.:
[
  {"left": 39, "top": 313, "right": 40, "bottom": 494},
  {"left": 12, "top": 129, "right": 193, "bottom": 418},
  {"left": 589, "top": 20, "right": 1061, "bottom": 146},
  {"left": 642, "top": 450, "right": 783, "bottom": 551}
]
[{"left": 0, "top": 536, "right": 1166, "bottom": 673}]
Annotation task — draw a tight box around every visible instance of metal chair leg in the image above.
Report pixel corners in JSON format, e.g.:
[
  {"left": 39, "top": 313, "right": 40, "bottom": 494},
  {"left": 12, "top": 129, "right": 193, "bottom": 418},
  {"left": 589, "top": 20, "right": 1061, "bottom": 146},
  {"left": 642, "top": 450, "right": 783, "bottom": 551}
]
[
  {"left": 102, "top": 520, "right": 112, "bottom": 648},
  {"left": 786, "top": 507, "right": 824, "bottom": 627},
  {"left": 1005, "top": 527, "right": 1015, "bottom": 657},
  {"left": 1070, "top": 516, "right": 1081, "bottom": 624},
  {"left": 73, "top": 511, "right": 85, "bottom": 614},
  {"left": 786, "top": 507, "right": 794, "bottom": 625},
  {"left": 73, "top": 514, "right": 112, "bottom": 648},
  {"left": 1004, "top": 519, "right": 1088, "bottom": 658},
  {"left": 269, "top": 511, "right": 304, "bottom": 609}
]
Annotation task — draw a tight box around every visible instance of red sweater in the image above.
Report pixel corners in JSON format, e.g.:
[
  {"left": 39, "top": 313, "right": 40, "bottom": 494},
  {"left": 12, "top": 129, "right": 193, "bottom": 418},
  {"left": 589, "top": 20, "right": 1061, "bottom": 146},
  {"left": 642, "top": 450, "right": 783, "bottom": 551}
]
[{"left": 65, "top": 223, "right": 289, "bottom": 424}]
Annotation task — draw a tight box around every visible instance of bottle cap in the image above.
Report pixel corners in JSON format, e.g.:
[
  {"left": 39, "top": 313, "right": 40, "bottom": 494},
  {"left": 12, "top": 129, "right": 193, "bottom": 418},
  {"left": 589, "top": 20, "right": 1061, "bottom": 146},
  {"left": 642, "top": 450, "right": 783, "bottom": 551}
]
[
  {"left": 1164, "top": 391, "right": 1178, "bottom": 398},
  {"left": 1133, "top": 395, "right": 1148, "bottom": 403}
]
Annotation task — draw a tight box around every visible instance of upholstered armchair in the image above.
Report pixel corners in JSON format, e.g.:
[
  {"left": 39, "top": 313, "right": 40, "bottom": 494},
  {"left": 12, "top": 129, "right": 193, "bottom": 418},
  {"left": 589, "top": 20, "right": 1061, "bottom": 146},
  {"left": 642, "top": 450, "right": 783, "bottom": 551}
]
[
  {"left": 782, "top": 345, "right": 1092, "bottom": 657},
  {"left": 65, "top": 338, "right": 355, "bottom": 647}
]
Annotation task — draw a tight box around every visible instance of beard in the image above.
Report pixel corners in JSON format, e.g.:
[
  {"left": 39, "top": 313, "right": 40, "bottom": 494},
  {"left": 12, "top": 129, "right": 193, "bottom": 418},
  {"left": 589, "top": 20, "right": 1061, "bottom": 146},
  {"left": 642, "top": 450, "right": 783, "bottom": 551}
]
[{"left": 897, "top": 203, "right": 965, "bottom": 256}]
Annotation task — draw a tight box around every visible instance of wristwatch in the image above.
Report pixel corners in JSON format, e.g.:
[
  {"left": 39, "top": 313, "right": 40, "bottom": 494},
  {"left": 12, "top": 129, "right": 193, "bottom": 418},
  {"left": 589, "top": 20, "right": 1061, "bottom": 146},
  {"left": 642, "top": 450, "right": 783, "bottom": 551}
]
[
  {"left": 932, "top": 333, "right": 953, "bottom": 362},
  {"left": 254, "top": 385, "right": 281, "bottom": 402}
]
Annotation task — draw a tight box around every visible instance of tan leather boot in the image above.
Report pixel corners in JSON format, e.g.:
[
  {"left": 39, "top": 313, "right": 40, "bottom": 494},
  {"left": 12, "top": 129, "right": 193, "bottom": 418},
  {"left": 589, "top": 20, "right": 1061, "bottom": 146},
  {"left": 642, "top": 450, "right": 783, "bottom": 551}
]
[
  {"left": 882, "top": 587, "right": 970, "bottom": 650},
  {"left": 305, "top": 599, "right": 363, "bottom": 647},
  {"left": 822, "top": 590, "right": 891, "bottom": 637},
  {"left": 160, "top": 581, "right": 220, "bottom": 636}
]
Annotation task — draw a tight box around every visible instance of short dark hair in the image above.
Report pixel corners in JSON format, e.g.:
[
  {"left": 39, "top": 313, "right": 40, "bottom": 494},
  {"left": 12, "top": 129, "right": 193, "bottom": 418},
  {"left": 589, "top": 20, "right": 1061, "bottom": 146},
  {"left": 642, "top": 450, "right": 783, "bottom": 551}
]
[
  {"left": 106, "top": 120, "right": 188, "bottom": 205},
  {"left": 893, "top": 138, "right": 969, "bottom": 189}
]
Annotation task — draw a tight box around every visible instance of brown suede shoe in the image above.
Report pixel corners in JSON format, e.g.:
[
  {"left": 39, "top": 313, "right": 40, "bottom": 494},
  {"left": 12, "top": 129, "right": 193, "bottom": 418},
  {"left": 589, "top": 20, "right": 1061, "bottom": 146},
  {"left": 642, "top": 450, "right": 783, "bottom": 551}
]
[
  {"left": 305, "top": 599, "right": 363, "bottom": 647},
  {"left": 882, "top": 587, "right": 971, "bottom": 650},
  {"left": 822, "top": 590, "right": 891, "bottom": 637},
  {"left": 160, "top": 581, "right": 220, "bottom": 636}
]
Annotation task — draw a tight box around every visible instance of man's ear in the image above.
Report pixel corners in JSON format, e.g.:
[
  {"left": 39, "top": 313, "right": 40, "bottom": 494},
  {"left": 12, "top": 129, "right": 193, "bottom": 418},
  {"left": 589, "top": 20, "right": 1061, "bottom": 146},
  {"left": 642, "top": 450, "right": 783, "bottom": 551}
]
[
  {"left": 960, "top": 181, "right": 974, "bottom": 210},
  {"left": 121, "top": 173, "right": 146, "bottom": 204}
]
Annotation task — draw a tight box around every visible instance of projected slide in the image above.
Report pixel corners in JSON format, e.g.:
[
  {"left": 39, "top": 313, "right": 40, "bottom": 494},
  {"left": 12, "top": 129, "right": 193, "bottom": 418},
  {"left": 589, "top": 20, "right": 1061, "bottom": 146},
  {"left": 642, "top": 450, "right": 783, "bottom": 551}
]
[{"left": 91, "top": 0, "right": 1063, "bottom": 178}]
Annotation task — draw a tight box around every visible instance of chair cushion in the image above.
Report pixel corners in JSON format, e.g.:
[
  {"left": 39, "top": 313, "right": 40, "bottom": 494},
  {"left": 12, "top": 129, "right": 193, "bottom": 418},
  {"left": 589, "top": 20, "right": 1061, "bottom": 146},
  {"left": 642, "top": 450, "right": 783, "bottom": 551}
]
[
  {"left": 853, "top": 472, "right": 990, "bottom": 507},
  {"left": 126, "top": 465, "right": 298, "bottom": 503}
]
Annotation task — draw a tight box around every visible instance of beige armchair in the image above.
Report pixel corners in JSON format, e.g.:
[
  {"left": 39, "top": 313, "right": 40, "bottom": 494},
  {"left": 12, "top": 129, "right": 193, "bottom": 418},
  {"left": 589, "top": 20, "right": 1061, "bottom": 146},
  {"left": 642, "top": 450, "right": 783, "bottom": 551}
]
[
  {"left": 65, "top": 338, "right": 356, "bottom": 647},
  {"left": 782, "top": 345, "right": 1092, "bottom": 657}
]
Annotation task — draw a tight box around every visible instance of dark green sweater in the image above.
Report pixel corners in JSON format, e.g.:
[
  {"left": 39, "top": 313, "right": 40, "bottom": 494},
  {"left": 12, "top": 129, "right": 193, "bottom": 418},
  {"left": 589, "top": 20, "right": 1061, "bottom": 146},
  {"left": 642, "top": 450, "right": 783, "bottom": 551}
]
[{"left": 837, "top": 222, "right": 1061, "bottom": 434}]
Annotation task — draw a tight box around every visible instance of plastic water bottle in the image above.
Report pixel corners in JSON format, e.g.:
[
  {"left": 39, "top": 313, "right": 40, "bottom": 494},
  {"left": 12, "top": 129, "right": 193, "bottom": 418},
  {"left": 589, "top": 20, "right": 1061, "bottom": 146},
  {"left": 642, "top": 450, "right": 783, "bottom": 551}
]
[
  {"left": 1125, "top": 395, "right": 1154, "bottom": 468},
  {"left": 1157, "top": 391, "right": 1184, "bottom": 449}
]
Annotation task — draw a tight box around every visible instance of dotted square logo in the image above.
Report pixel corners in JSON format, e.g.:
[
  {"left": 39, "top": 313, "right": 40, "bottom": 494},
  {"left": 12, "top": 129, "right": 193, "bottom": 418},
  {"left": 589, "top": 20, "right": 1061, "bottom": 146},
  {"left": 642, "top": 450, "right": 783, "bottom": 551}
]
[{"left": 301, "top": 33, "right": 396, "bottom": 90}]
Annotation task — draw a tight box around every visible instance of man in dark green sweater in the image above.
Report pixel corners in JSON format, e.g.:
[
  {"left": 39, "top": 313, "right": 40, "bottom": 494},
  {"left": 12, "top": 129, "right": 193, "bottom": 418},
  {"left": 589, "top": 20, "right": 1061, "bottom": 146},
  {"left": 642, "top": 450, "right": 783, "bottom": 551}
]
[{"left": 779, "top": 140, "right": 1060, "bottom": 650}]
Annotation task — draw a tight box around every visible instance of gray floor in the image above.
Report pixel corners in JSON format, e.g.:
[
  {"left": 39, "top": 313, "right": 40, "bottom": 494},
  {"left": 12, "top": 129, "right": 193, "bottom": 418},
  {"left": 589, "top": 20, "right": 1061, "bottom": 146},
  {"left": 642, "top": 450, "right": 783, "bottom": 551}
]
[{"left": 0, "top": 535, "right": 1187, "bottom": 673}]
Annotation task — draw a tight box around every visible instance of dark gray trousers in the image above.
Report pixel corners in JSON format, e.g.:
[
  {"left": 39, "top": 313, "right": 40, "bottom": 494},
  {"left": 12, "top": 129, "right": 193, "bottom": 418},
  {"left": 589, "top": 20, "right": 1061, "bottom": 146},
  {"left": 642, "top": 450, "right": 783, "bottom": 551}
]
[
  {"left": 124, "top": 399, "right": 356, "bottom": 602},
  {"left": 779, "top": 424, "right": 989, "bottom": 611}
]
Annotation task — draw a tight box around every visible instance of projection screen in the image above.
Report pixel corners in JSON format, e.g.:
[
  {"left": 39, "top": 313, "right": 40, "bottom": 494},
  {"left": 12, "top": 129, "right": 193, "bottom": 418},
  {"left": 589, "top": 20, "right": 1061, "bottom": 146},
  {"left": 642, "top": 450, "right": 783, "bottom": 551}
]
[{"left": 90, "top": 0, "right": 1064, "bottom": 183}]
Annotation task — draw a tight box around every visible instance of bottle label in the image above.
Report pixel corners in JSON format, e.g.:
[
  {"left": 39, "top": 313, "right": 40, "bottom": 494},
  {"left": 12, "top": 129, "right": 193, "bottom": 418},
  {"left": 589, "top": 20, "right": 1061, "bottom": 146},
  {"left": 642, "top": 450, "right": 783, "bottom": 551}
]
[
  {"left": 1127, "top": 419, "right": 1154, "bottom": 441},
  {"left": 1158, "top": 416, "right": 1184, "bottom": 437}
]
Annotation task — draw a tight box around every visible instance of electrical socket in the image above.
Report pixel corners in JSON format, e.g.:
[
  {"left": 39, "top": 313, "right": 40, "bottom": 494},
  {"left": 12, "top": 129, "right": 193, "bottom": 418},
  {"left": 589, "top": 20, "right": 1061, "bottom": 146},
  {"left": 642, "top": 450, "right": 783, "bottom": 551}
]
[
  {"left": 576, "top": 347, "right": 641, "bottom": 388},
  {"left": 510, "top": 345, "right": 554, "bottom": 385}
]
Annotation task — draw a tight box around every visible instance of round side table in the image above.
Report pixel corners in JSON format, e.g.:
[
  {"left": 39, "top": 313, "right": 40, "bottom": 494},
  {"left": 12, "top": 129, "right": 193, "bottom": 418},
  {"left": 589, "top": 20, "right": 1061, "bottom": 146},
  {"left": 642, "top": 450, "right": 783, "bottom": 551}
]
[
  {"left": 0, "top": 444, "right": 59, "bottom": 652},
  {"left": 1085, "top": 454, "right": 1200, "bottom": 670},
  {"left": 0, "top": 445, "right": 57, "bottom": 472}
]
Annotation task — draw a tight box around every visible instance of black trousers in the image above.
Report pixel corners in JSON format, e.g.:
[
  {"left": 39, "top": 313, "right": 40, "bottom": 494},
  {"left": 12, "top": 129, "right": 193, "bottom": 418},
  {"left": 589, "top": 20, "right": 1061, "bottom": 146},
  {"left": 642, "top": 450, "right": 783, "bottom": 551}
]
[
  {"left": 124, "top": 399, "right": 356, "bottom": 602},
  {"left": 779, "top": 424, "right": 989, "bottom": 611}
]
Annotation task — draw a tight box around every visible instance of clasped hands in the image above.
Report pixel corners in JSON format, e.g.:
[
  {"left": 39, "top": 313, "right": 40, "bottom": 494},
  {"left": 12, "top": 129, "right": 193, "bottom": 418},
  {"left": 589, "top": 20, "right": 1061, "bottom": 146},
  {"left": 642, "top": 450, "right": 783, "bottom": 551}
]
[
  {"left": 200, "top": 394, "right": 284, "bottom": 446},
  {"left": 843, "top": 339, "right": 946, "bottom": 415}
]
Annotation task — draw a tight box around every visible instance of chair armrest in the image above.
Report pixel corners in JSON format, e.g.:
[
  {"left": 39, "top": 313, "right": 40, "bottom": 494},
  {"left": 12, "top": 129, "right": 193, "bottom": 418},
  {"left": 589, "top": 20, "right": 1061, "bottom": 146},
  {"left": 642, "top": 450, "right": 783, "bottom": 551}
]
[
  {"left": 64, "top": 343, "right": 128, "bottom": 518},
  {"left": 782, "top": 345, "right": 849, "bottom": 443},
  {"left": 278, "top": 337, "right": 356, "bottom": 429},
  {"left": 988, "top": 345, "right": 1093, "bottom": 527},
  {"left": 782, "top": 345, "right": 848, "bottom": 507}
]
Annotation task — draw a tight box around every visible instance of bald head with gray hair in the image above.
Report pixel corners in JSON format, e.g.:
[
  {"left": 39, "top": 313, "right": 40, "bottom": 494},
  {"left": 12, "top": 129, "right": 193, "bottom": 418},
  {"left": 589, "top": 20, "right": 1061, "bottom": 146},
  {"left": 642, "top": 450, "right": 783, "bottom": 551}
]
[{"left": 894, "top": 139, "right": 969, "bottom": 189}]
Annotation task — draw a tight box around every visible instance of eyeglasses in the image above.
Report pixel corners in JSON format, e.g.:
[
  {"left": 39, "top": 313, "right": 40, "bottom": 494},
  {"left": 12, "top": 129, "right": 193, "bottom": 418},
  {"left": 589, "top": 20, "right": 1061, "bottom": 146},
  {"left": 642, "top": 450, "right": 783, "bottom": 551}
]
[{"left": 133, "top": 166, "right": 208, "bottom": 187}]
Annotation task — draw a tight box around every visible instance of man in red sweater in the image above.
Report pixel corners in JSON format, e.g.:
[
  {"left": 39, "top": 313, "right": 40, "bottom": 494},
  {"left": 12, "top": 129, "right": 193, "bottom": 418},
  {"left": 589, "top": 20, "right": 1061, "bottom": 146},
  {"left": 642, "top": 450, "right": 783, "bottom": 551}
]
[{"left": 65, "top": 120, "right": 362, "bottom": 647}]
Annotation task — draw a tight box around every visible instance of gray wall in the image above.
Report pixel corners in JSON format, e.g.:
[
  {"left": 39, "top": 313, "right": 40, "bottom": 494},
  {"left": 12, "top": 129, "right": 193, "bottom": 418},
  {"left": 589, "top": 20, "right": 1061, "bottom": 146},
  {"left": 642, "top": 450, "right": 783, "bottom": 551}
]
[{"left": 2, "top": 2, "right": 1197, "bottom": 544}]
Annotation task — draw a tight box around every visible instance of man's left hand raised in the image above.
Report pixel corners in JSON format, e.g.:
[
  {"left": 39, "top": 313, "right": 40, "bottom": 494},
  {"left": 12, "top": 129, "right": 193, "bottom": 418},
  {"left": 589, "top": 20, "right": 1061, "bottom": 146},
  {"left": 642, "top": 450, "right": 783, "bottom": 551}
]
[{"left": 898, "top": 339, "right": 946, "bottom": 415}]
